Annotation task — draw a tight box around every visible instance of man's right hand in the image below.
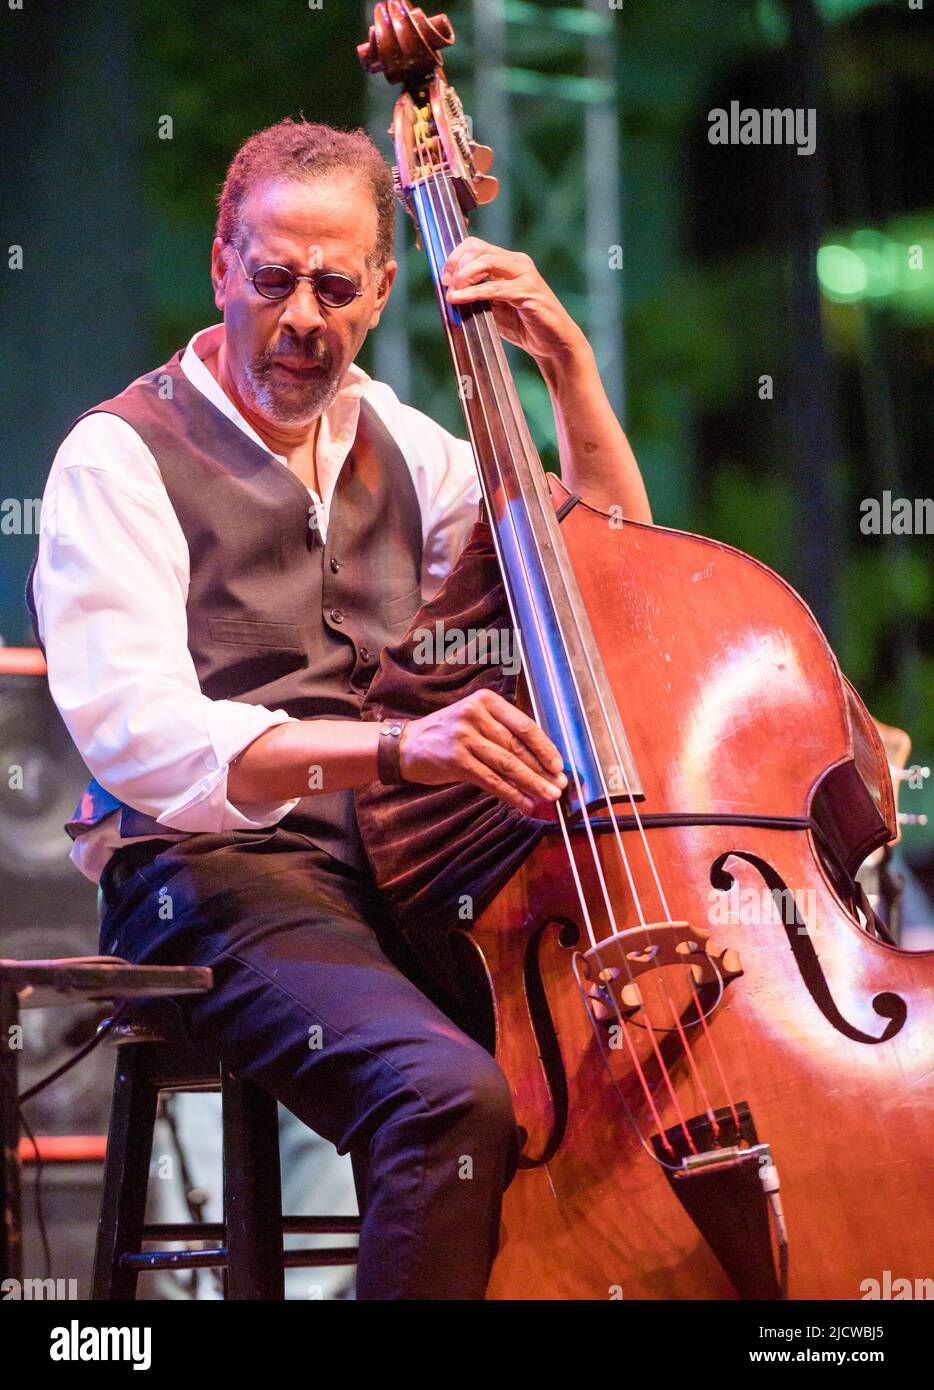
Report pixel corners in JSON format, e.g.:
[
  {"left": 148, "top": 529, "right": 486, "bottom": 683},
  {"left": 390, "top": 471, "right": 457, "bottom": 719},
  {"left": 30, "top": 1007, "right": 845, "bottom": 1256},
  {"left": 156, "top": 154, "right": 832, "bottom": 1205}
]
[{"left": 398, "top": 688, "right": 567, "bottom": 816}]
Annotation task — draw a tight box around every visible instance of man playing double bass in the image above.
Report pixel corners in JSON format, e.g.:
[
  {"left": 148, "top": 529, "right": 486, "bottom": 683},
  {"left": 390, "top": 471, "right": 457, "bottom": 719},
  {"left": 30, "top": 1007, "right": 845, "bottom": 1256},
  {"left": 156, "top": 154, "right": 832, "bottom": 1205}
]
[{"left": 29, "top": 118, "right": 651, "bottom": 1299}]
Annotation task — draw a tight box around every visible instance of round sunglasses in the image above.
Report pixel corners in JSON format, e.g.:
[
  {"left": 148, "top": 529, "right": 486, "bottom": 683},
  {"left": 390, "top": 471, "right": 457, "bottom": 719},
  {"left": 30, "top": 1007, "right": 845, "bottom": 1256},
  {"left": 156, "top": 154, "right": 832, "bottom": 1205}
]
[{"left": 229, "top": 244, "right": 364, "bottom": 308}]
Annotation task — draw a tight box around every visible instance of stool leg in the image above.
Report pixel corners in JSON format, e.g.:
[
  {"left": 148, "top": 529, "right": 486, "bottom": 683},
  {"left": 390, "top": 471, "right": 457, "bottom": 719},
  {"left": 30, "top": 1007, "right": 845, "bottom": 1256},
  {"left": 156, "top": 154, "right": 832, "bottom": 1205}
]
[
  {"left": 92, "top": 1045, "right": 158, "bottom": 1300},
  {"left": 222, "top": 1068, "right": 284, "bottom": 1299}
]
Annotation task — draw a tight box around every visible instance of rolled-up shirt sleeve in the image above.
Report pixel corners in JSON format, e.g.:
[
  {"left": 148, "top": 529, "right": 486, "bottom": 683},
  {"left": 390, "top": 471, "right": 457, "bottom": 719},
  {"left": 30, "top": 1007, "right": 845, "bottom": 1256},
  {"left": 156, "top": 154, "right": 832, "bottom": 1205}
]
[{"left": 32, "top": 413, "right": 302, "bottom": 832}]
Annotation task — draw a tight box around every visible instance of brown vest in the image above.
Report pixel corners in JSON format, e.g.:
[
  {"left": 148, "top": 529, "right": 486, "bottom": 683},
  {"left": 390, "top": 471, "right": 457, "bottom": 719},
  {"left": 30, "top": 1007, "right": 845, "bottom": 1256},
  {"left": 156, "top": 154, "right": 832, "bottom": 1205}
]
[{"left": 26, "top": 349, "right": 424, "bottom": 869}]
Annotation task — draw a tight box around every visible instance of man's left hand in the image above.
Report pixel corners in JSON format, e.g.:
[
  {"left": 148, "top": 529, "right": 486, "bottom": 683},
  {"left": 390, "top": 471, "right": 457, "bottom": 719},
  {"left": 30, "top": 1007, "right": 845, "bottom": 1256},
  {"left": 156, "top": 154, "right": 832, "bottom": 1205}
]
[{"left": 440, "top": 237, "right": 587, "bottom": 370}]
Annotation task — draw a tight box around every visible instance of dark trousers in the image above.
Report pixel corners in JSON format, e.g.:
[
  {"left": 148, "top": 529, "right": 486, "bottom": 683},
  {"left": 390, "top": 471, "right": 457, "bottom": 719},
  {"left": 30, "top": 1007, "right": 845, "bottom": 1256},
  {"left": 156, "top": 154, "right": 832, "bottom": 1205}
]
[{"left": 98, "top": 827, "right": 520, "bottom": 1300}]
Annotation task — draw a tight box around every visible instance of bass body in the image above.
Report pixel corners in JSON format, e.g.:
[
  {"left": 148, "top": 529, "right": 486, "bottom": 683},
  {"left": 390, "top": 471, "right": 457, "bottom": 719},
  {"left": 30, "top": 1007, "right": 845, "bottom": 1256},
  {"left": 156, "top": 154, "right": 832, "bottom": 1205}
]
[{"left": 360, "top": 490, "right": 933, "bottom": 1300}]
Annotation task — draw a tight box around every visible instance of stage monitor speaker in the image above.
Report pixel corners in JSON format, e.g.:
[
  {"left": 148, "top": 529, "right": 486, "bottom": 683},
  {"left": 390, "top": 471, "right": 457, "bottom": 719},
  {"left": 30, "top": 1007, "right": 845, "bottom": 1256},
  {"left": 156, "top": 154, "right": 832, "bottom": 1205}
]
[
  {"left": 0, "top": 648, "right": 99, "bottom": 932},
  {"left": 0, "top": 649, "right": 112, "bottom": 1136}
]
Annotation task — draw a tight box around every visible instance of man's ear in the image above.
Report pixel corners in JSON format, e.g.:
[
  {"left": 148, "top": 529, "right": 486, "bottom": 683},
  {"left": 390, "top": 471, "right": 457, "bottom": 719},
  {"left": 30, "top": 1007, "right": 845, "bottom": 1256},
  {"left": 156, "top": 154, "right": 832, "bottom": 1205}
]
[
  {"left": 368, "top": 258, "right": 397, "bottom": 329},
  {"left": 211, "top": 237, "right": 232, "bottom": 312}
]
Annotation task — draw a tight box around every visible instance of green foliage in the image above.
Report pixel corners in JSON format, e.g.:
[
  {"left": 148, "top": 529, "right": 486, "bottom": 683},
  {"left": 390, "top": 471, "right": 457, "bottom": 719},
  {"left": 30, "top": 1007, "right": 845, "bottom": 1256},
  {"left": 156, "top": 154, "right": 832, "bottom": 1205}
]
[
  {"left": 698, "top": 463, "right": 794, "bottom": 572},
  {"left": 838, "top": 547, "right": 934, "bottom": 745},
  {"left": 134, "top": 0, "right": 367, "bottom": 356}
]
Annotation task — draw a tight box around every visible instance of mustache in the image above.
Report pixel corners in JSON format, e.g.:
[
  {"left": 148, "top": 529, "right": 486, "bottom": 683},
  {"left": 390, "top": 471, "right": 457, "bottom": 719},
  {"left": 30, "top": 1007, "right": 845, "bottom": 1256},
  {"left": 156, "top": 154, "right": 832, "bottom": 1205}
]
[{"left": 262, "top": 339, "right": 332, "bottom": 370}]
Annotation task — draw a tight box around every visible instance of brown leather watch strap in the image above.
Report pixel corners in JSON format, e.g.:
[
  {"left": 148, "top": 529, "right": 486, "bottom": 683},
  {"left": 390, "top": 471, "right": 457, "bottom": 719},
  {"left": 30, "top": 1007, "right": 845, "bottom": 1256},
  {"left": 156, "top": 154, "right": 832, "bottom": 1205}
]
[{"left": 377, "top": 717, "right": 408, "bottom": 785}]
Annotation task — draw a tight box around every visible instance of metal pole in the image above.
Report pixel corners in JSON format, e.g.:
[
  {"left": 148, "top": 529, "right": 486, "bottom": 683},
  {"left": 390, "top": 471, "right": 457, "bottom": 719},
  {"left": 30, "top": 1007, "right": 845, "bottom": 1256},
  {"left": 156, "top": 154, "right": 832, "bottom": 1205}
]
[{"left": 586, "top": 0, "right": 625, "bottom": 420}]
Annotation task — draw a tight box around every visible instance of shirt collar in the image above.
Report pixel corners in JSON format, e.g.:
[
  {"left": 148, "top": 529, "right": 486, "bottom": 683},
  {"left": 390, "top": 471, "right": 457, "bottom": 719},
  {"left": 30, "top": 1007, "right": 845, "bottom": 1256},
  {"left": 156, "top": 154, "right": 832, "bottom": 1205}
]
[{"left": 179, "top": 323, "right": 372, "bottom": 466}]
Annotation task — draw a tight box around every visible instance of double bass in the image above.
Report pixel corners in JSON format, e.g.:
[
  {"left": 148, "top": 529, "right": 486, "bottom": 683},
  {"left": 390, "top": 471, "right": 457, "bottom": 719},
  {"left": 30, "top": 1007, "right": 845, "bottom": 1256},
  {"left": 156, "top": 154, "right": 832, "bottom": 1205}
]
[{"left": 353, "top": 3, "right": 934, "bottom": 1300}]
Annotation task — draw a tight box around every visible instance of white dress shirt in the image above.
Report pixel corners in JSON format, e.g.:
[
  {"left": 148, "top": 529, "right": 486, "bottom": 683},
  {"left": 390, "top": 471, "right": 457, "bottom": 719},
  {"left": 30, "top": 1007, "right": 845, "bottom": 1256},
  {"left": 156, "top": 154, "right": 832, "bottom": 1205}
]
[{"left": 32, "top": 323, "right": 482, "bottom": 883}]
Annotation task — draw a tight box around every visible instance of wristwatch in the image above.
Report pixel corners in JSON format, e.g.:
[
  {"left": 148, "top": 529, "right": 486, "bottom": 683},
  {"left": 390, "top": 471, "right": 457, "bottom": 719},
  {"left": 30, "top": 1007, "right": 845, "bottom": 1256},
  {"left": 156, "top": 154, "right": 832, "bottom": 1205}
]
[{"left": 377, "top": 717, "right": 408, "bottom": 785}]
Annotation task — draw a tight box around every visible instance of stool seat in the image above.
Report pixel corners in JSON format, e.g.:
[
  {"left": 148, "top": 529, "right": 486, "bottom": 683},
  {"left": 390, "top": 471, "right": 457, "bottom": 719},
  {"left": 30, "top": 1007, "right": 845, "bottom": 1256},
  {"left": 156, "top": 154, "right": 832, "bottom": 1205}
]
[{"left": 93, "top": 994, "right": 361, "bottom": 1299}]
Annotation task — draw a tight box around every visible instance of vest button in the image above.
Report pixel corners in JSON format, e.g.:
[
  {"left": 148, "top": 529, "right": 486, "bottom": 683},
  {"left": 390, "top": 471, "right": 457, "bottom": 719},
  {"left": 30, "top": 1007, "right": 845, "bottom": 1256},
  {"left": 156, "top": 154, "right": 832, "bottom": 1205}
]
[
  {"left": 330, "top": 608, "right": 344, "bottom": 624},
  {"left": 330, "top": 557, "right": 341, "bottom": 572},
  {"left": 360, "top": 647, "right": 371, "bottom": 662}
]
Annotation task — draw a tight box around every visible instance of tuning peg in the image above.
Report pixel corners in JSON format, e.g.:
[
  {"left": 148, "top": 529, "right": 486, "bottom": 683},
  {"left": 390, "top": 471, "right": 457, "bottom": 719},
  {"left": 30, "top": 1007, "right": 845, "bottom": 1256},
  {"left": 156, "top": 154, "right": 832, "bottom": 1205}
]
[{"left": 470, "top": 142, "right": 495, "bottom": 175}]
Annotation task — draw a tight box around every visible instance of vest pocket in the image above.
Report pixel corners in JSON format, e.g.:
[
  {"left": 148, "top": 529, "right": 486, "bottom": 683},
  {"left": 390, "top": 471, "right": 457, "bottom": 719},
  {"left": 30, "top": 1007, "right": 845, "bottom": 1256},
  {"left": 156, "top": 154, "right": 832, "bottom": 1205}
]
[
  {"left": 384, "top": 584, "right": 423, "bottom": 630},
  {"left": 209, "top": 617, "right": 304, "bottom": 652}
]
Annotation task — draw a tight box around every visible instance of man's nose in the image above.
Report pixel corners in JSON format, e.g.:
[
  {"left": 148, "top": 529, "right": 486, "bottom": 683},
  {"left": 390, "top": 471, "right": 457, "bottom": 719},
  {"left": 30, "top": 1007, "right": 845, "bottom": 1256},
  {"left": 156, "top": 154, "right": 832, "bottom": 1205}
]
[{"left": 278, "top": 279, "right": 327, "bottom": 335}]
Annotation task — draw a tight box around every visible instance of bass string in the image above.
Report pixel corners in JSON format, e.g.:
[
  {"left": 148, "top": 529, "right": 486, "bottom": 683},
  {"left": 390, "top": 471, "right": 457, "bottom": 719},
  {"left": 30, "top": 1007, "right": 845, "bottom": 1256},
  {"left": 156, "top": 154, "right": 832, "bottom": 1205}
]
[
  {"left": 419, "top": 169, "right": 730, "bottom": 1145},
  {"left": 411, "top": 112, "right": 735, "bottom": 1142},
  {"left": 425, "top": 169, "right": 740, "bottom": 1137},
  {"left": 424, "top": 173, "right": 667, "bottom": 929},
  {"left": 413, "top": 170, "right": 711, "bottom": 1150},
  {"left": 426, "top": 183, "right": 644, "bottom": 938}
]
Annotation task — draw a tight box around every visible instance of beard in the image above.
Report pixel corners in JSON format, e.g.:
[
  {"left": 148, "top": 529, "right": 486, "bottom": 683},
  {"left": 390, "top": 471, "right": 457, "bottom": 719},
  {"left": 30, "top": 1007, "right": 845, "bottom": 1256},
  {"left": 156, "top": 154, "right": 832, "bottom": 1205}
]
[{"left": 244, "top": 339, "right": 342, "bottom": 424}]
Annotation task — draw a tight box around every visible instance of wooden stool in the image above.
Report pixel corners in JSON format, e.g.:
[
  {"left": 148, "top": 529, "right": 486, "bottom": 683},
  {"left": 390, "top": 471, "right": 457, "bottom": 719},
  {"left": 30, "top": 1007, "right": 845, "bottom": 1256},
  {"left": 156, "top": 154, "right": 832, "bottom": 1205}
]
[{"left": 92, "top": 996, "right": 361, "bottom": 1299}]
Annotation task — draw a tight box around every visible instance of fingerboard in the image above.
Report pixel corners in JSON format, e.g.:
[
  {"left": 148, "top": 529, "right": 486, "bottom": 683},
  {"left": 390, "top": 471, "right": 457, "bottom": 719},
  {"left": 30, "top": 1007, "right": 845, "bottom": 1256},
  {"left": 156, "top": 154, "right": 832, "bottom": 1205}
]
[{"left": 411, "top": 172, "right": 642, "bottom": 812}]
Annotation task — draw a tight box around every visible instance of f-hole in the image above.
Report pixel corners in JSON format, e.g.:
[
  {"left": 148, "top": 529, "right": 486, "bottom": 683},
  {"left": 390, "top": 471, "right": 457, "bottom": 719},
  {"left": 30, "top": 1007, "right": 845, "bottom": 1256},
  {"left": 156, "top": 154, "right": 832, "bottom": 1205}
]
[{"left": 710, "top": 851, "right": 906, "bottom": 1044}]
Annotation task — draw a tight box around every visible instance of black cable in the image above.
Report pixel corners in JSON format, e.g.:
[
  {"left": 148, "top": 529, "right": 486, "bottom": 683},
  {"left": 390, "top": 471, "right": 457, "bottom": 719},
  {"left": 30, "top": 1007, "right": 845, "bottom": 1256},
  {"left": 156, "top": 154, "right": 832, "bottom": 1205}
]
[
  {"left": 16, "top": 1096, "right": 53, "bottom": 1281},
  {"left": 18, "top": 1000, "right": 132, "bottom": 1103},
  {"left": 11, "top": 999, "right": 135, "bottom": 1285},
  {"left": 0, "top": 1064, "right": 53, "bottom": 1282}
]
